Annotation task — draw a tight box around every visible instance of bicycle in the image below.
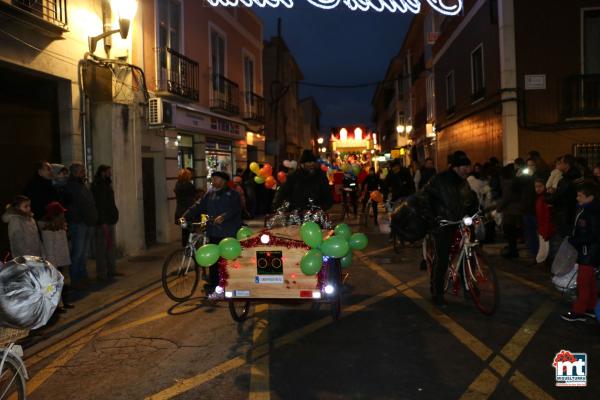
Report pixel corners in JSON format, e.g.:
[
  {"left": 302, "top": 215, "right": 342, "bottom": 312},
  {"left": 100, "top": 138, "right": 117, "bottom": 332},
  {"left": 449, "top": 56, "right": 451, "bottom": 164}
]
[
  {"left": 162, "top": 215, "right": 212, "bottom": 302},
  {"left": 359, "top": 195, "right": 374, "bottom": 227},
  {"left": 426, "top": 213, "right": 500, "bottom": 316},
  {"left": 0, "top": 327, "right": 28, "bottom": 400}
]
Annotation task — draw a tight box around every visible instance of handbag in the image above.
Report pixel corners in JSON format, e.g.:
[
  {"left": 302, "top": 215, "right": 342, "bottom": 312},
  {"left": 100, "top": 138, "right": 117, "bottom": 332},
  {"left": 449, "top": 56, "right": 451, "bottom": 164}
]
[
  {"left": 551, "top": 237, "right": 578, "bottom": 277},
  {"left": 536, "top": 235, "right": 550, "bottom": 264}
]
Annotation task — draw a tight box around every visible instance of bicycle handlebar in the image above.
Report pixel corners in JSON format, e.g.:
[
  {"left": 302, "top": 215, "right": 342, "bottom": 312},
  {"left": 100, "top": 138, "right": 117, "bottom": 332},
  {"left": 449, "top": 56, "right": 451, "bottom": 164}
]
[{"left": 438, "top": 212, "right": 481, "bottom": 227}]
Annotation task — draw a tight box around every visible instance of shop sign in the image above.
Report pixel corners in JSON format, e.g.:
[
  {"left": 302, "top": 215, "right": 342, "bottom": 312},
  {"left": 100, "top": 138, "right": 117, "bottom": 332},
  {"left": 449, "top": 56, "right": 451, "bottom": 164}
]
[
  {"left": 206, "top": 0, "right": 463, "bottom": 16},
  {"left": 525, "top": 74, "right": 546, "bottom": 90},
  {"left": 175, "top": 105, "right": 245, "bottom": 140}
]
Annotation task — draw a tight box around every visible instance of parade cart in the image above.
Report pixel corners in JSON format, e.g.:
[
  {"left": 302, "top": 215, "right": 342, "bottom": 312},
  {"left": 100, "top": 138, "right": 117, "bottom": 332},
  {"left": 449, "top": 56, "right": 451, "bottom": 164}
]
[{"left": 216, "top": 224, "right": 343, "bottom": 322}]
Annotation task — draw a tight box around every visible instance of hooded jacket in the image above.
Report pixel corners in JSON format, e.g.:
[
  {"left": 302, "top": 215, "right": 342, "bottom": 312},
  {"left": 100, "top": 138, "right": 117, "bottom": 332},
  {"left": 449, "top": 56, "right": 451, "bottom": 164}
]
[
  {"left": 273, "top": 168, "right": 333, "bottom": 211},
  {"left": 2, "top": 208, "right": 43, "bottom": 258}
]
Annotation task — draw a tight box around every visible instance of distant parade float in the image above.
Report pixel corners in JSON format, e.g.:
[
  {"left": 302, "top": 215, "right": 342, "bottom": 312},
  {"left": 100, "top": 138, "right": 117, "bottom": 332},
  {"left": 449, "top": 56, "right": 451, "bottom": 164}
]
[{"left": 205, "top": 0, "right": 463, "bottom": 16}]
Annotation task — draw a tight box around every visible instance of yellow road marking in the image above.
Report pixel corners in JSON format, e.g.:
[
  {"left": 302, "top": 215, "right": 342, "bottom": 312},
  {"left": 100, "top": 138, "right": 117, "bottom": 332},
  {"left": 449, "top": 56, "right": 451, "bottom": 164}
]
[
  {"left": 249, "top": 304, "right": 270, "bottom": 400},
  {"left": 26, "top": 329, "right": 101, "bottom": 396},
  {"left": 362, "top": 246, "right": 394, "bottom": 257},
  {"left": 356, "top": 251, "right": 494, "bottom": 361},
  {"left": 459, "top": 300, "right": 555, "bottom": 400},
  {"left": 509, "top": 370, "right": 555, "bottom": 400},
  {"left": 145, "top": 277, "right": 426, "bottom": 400},
  {"left": 27, "top": 285, "right": 165, "bottom": 367},
  {"left": 145, "top": 356, "right": 248, "bottom": 400},
  {"left": 98, "top": 312, "right": 170, "bottom": 338},
  {"left": 497, "top": 270, "right": 557, "bottom": 298}
]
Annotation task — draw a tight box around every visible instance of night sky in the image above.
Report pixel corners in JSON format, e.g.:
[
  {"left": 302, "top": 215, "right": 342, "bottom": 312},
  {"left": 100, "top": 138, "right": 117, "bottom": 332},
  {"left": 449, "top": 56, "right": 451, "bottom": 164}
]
[{"left": 252, "top": 6, "right": 412, "bottom": 133}]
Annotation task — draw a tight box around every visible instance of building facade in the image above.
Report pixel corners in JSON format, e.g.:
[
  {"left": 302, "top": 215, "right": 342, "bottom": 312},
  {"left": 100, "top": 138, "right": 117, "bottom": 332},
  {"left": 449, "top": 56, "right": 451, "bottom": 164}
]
[
  {"left": 434, "top": 0, "right": 600, "bottom": 167},
  {"left": 376, "top": 0, "right": 600, "bottom": 169},
  {"left": 137, "top": 1, "right": 264, "bottom": 243},
  {"left": 263, "top": 36, "right": 305, "bottom": 167},
  {"left": 0, "top": 0, "right": 146, "bottom": 255}
]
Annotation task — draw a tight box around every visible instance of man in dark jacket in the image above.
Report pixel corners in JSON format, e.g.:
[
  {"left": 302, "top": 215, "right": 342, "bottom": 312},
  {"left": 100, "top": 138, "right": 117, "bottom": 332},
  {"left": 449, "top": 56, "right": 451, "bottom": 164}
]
[
  {"left": 65, "top": 163, "right": 98, "bottom": 288},
  {"left": 92, "top": 165, "right": 120, "bottom": 281},
  {"left": 362, "top": 167, "right": 382, "bottom": 225},
  {"left": 273, "top": 150, "right": 333, "bottom": 211},
  {"left": 24, "top": 161, "right": 58, "bottom": 220},
  {"left": 416, "top": 157, "right": 437, "bottom": 190},
  {"left": 546, "top": 155, "right": 582, "bottom": 238},
  {"left": 183, "top": 171, "right": 242, "bottom": 294},
  {"left": 423, "top": 151, "right": 479, "bottom": 306},
  {"left": 385, "top": 160, "right": 415, "bottom": 202}
]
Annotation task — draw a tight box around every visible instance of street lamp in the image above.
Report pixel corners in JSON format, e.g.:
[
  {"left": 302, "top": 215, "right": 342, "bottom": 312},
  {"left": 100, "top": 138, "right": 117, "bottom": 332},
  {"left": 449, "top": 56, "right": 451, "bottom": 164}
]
[
  {"left": 317, "top": 137, "right": 324, "bottom": 144},
  {"left": 89, "top": 0, "right": 138, "bottom": 53},
  {"left": 405, "top": 125, "right": 413, "bottom": 134},
  {"left": 396, "top": 124, "right": 405, "bottom": 134}
]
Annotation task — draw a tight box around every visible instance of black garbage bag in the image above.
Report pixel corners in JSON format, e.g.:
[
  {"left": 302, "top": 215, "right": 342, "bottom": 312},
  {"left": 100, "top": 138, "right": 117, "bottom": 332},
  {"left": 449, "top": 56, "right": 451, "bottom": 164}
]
[
  {"left": 0, "top": 256, "right": 63, "bottom": 330},
  {"left": 391, "top": 195, "right": 431, "bottom": 242}
]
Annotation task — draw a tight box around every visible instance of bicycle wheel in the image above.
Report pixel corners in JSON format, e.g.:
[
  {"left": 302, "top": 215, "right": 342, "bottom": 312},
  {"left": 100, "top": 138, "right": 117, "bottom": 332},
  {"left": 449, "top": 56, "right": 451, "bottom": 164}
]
[
  {"left": 229, "top": 301, "right": 251, "bottom": 322},
  {"left": 162, "top": 248, "right": 200, "bottom": 302},
  {"left": 0, "top": 352, "right": 26, "bottom": 400},
  {"left": 464, "top": 251, "right": 499, "bottom": 316}
]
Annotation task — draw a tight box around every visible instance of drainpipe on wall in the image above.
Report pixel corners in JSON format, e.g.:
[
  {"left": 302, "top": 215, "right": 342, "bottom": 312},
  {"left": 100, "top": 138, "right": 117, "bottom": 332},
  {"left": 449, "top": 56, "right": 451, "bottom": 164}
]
[{"left": 498, "top": 0, "right": 519, "bottom": 162}]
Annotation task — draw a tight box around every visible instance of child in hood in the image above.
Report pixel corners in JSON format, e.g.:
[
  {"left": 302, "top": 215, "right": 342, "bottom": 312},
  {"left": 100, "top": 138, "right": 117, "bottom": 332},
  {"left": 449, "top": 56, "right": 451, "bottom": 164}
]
[
  {"left": 561, "top": 183, "right": 600, "bottom": 322},
  {"left": 2, "top": 195, "right": 43, "bottom": 258}
]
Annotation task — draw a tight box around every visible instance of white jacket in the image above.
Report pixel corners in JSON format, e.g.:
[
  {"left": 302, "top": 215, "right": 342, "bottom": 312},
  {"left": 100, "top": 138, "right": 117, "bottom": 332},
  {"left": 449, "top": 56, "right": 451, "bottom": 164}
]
[{"left": 38, "top": 222, "right": 71, "bottom": 267}]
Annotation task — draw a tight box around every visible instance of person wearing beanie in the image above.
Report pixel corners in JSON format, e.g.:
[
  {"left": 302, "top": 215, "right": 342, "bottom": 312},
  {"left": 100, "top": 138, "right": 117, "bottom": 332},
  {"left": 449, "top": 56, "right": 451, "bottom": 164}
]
[
  {"left": 422, "top": 150, "right": 479, "bottom": 307},
  {"left": 182, "top": 170, "right": 242, "bottom": 294},
  {"left": 273, "top": 149, "right": 333, "bottom": 210}
]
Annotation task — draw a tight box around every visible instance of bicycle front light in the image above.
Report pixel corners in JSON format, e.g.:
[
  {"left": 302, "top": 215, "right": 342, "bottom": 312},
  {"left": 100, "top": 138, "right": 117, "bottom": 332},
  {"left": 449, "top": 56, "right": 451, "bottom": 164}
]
[{"left": 463, "top": 216, "right": 473, "bottom": 226}]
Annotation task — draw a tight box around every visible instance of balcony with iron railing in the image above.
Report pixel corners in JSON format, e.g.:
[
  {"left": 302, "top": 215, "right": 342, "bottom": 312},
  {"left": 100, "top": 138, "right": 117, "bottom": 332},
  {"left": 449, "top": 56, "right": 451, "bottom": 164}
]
[
  {"left": 242, "top": 91, "right": 265, "bottom": 124},
  {"left": 563, "top": 74, "right": 600, "bottom": 121},
  {"left": 155, "top": 47, "right": 199, "bottom": 102},
  {"left": 210, "top": 72, "right": 240, "bottom": 116},
  {"left": 0, "top": 0, "right": 68, "bottom": 33}
]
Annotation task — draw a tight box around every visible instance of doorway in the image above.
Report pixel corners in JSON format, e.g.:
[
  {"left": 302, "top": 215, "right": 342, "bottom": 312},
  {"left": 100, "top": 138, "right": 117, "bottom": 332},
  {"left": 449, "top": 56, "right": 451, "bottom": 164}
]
[{"left": 142, "top": 157, "right": 157, "bottom": 247}]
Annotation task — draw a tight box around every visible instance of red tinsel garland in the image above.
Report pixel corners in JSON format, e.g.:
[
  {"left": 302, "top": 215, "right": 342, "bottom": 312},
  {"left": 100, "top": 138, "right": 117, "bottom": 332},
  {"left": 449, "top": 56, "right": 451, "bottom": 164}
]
[{"left": 218, "top": 258, "right": 229, "bottom": 288}]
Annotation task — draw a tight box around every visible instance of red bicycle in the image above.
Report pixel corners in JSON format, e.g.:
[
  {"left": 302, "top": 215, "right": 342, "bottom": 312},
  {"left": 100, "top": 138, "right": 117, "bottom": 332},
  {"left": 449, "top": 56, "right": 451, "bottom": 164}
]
[{"left": 424, "top": 213, "right": 499, "bottom": 316}]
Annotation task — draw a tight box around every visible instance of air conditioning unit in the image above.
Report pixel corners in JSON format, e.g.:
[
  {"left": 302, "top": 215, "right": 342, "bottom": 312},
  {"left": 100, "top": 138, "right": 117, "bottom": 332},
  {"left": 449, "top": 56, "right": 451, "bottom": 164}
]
[{"left": 148, "top": 98, "right": 173, "bottom": 126}]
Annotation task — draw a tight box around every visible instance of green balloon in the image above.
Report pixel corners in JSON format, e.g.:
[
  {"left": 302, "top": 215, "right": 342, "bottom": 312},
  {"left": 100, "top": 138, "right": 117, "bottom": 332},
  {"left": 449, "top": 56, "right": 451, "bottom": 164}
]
[
  {"left": 254, "top": 176, "right": 265, "bottom": 184},
  {"left": 334, "top": 223, "right": 352, "bottom": 240},
  {"left": 321, "top": 236, "right": 350, "bottom": 258},
  {"left": 300, "top": 221, "right": 323, "bottom": 248},
  {"left": 340, "top": 252, "right": 353, "bottom": 268},
  {"left": 195, "top": 244, "right": 221, "bottom": 267},
  {"left": 219, "top": 237, "right": 242, "bottom": 260},
  {"left": 300, "top": 249, "right": 323, "bottom": 276},
  {"left": 349, "top": 233, "right": 368, "bottom": 251},
  {"left": 236, "top": 226, "right": 253, "bottom": 240}
]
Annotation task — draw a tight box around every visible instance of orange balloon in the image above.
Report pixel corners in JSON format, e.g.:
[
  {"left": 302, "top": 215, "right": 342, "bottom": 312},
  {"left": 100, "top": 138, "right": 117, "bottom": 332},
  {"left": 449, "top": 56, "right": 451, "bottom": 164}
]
[
  {"left": 265, "top": 176, "right": 276, "bottom": 185},
  {"left": 263, "top": 164, "right": 273, "bottom": 176},
  {"left": 370, "top": 190, "right": 384, "bottom": 203}
]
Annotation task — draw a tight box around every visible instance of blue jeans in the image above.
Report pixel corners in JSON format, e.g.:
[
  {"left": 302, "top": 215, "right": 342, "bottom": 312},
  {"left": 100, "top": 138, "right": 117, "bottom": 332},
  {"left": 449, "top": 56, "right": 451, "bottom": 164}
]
[
  {"left": 523, "top": 214, "right": 539, "bottom": 257},
  {"left": 70, "top": 223, "right": 91, "bottom": 282}
]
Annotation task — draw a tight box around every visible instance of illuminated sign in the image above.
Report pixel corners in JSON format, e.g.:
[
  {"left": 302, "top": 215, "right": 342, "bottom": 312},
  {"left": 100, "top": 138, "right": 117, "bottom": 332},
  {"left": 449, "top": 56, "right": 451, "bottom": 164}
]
[{"left": 206, "top": 0, "right": 464, "bottom": 16}]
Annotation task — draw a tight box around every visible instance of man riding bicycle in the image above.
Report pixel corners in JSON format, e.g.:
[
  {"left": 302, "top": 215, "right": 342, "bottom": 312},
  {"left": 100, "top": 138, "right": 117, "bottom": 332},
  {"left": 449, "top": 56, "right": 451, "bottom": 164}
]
[
  {"left": 422, "top": 151, "right": 479, "bottom": 306},
  {"left": 182, "top": 171, "right": 242, "bottom": 294}
]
